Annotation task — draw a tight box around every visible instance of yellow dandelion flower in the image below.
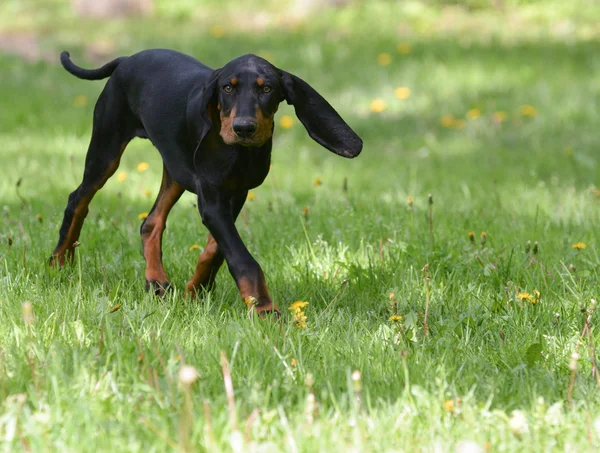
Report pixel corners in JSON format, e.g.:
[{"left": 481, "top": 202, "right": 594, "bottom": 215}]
[
  {"left": 443, "top": 399, "right": 455, "bottom": 412},
  {"left": 407, "top": 195, "right": 413, "bottom": 208},
  {"left": 144, "top": 189, "right": 152, "bottom": 197},
  {"left": 244, "top": 296, "right": 258, "bottom": 308},
  {"left": 210, "top": 25, "right": 225, "bottom": 38},
  {"left": 466, "top": 108, "right": 481, "bottom": 120},
  {"left": 533, "top": 289, "right": 541, "bottom": 304},
  {"left": 377, "top": 52, "right": 392, "bottom": 66},
  {"left": 279, "top": 114, "right": 294, "bottom": 129},
  {"left": 74, "top": 95, "right": 88, "bottom": 107},
  {"left": 313, "top": 177, "right": 322, "bottom": 187},
  {"left": 389, "top": 292, "right": 396, "bottom": 300},
  {"left": 293, "top": 311, "right": 308, "bottom": 329},
  {"left": 519, "top": 104, "right": 537, "bottom": 117},
  {"left": 289, "top": 301, "right": 309, "bottom": 312},
  {"left": 517, "top": 292, "right": 533, "bottom": 303},
  {"left": 468, "top": 231, "right": 475, "bottom": 243},
  {"left": 440, "top": 115, "right": 455, "bottom": 127},
  {"left": 138, "top": 212, "right": 149, "bottom": 220},
  {"left": 389, "top": 315, "right": 403, "bottom": 323},
  {"left": 36, "top": 213, "right": 43, "bottom": 222},
  {"left": 572, "top": 242, "right": 586, "bottom": 250},
  {"left": 370, "top": 98, "right": 386, "bottom": 113},
  {"left": 397, "top": 42, "right": 412, "bottom": 54},
  {"left": 303, "top": 207, "right": 309, "bottom": 217},
  {"left": 246, "top": 192, "right": 256, "bottom": 201},
  {"left": 394, "top": 87, "right": 411, "bottom": 100},
  {"left": 116, "top": 171, "right": 127, "bottom": 182},
  {"left": 189, "top": 244, "right": 201, "bottom": 252},
  {"left": 291, "top": 358, "right": 297, "bottom": 367},
  {"left": 493, "top": 111, "right": 507, "bottom": 123},
  {"left": 453, "top": 119, "right": 466, "bottom": 129},
  {"left": 137, "top": 162, "right": 149, "bottom": 172}
]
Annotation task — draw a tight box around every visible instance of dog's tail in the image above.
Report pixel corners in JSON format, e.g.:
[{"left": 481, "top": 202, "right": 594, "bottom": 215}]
[{"left": 60, "top": 51, "right": 127, "bottom": 80}]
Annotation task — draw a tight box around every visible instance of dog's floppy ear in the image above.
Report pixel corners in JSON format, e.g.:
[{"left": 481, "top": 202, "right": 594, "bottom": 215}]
[
  {"left": 187, "top": 69, "right": 222, "bottom": 145},
  {"left": 280, "top": 70, "right": 362, "bottom": 158}
]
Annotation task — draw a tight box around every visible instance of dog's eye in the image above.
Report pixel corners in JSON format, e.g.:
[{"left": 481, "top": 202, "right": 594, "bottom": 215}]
[
  {"left": 223, "top": 85, "right": 233, "bottom": 93},
  {"left": 262, "top": 85, "right": 272, "bottom": 93}
]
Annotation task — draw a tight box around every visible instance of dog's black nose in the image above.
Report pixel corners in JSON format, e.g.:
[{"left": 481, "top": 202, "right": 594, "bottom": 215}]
[{"left": 233, "top": 119, "right": 258, "bottom": 138}]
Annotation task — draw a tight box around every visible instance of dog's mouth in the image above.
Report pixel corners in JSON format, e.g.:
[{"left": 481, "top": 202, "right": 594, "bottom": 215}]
[{"left": 234, "top": 136, "right": 268, "bottom": 147}]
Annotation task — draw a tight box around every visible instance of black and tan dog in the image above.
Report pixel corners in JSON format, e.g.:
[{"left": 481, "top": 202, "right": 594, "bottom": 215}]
[{"left": 50, "top": 49, "right": 362, "bottom": 315}]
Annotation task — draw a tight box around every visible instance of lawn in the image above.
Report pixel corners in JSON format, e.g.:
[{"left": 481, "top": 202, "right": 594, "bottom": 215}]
[{"left": 1, "top": 0, "right": 600, "bottom": 451}]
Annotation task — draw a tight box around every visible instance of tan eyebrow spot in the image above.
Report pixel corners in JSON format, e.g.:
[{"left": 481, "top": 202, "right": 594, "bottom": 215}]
[
  {"left": 230, "top": 77, "right": 238, "bottom": 86},
  {"left": 256, "top": 77, "right": 264, "bottom": 87}
]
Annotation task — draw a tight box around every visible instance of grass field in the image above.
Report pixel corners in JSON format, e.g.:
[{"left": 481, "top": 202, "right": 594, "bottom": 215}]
[{"left": 1, "top": 0, "right": 600, "bottom": 451}]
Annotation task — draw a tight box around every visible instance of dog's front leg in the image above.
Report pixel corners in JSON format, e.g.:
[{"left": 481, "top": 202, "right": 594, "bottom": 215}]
[{"left": 197, "top": 183, "right": 279, "bottom": 316}]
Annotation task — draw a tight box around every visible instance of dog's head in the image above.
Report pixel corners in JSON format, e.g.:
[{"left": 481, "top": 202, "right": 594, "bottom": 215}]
[{"left": 189, "top": 54, "right": 362, "bottom": 158}]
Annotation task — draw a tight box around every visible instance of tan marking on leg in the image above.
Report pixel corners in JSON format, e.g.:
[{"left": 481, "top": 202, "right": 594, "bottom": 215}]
[
  {"left": 237, "top": 274, "right": 278, "bottom": 315},
  {"left": 186, "top": 234, "right": 224, "bottom": 297},
  {"left": 51, "top": 142, "right": 128, "bottom": 266},
  {"left": 141, "top": 168, "right": 184, "bottom": 294}
]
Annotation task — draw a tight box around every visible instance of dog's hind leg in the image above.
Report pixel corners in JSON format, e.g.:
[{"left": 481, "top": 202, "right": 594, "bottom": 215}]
[
  {"left": 50, "top": 81, "right": 134, "bottom": 267},
  {"left": 140, "top": 164, "right": 184, "bottom": 296}
]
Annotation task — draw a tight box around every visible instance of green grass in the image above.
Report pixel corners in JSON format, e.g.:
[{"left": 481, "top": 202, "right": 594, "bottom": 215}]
[{"left": 1, "top": 1, "right": 600, "bottom": 451}]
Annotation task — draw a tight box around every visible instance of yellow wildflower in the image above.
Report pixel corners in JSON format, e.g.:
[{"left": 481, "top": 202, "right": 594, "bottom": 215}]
[
  {"left": 440, "top": 115, "right": 455, "bottom": 127},
  {"left": 394, "top": 87, "right": 411, "bottom": 100},
  {"left": 137, "top": 162, "right": 149, "bottom": 172},
  {"left": 246, "top": 192, "right": 256, "bottom": 201},
  {"left": 443, "top": 400, "right": 455, "bottom": 412},
  {"left": 397, "top": 42, "right": 412, "bottom": 54},
  {"left": 189, "top": 244, "right": 201, "bottom": 252},
  {"left": 144, "top": 189, "right": 152, "bottom": 197},
  {"left": 493, "top": 111, "right": 507, "bottom": 123},
  {"left": 407, "top": 195, "right": 413, "bottom": 208},
  {"left": 138, "top": 212, "right": 149, "bottom": 220},
  {"left": 466, "top": 108, "right": 481, "bottom": 120},
  {"left": 210, "top": 25, "right": 225, "bottom": 38},
  {"left": 377, "top": 53, "right": 392, "bottom": 66},
  {"left": 279, "top": 115, "right": 294, "bottom": 129},
  {"left": 292, "top": 311, "right": 307, "bottom": 329},
  {"left": 313, "top": 177, "right": 322, "bottom": 187},
  {"left": 468, "top": 231, "right": 475, "bottom": 243},
  {"left": 116, "top": 171, "right": 127, "bottom": 182},
  {"left": 389, "top": 315, "right": 403, "bottom": 323},
  {"left": 519, "top": 104, "right": 537, "bottom": 117},
  {"left": 517, "top": 292, "right": 532, "bottom": 302},
  {"left": 36, "top": 213, "right": 43, "bottom": 222},
  {"left": 291, "top": 358, "right": 297, "bottom": 367},
  {"left": 244, "top": 296, "right": 258, "bottom": 308},
  {"left": 572, "top": 242, "right": 586, "bottom": 250},
  {"left": 74, "top": 95, "right": 88, "bottom": 107},
  {"left": 370, "top": 98, "right": 386, "bottom": 113},
  {"left": 289, "top": 301, "right": 309, "bottom": 312}
]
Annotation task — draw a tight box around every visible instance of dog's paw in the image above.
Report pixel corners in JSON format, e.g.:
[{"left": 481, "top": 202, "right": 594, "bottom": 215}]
[{"left": 145, "top": 280, "right": 172, "bottom": 297}]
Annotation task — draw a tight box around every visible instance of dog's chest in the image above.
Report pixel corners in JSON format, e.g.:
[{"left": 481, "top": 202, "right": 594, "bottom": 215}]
[{"left": 224, "top": 148, "right": 271, "bottom": 191}]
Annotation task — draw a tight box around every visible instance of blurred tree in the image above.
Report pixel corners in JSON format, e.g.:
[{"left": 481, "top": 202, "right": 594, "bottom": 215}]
[{"left": 71, "top": 0, "right": 153, "bottom": 18}]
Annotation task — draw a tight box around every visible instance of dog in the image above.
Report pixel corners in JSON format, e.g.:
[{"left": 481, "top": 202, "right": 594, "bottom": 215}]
[{"left": 50, "top": 49, "right": 363, "bottom": 316}]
